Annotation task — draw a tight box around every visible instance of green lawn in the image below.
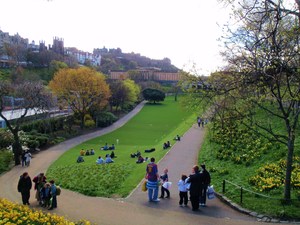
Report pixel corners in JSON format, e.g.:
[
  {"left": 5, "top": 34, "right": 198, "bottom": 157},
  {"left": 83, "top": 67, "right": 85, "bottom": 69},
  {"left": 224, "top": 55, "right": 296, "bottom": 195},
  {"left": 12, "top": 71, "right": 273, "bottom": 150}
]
[{"left": 46, "top": 96, "right": 195, "bottom": 197}]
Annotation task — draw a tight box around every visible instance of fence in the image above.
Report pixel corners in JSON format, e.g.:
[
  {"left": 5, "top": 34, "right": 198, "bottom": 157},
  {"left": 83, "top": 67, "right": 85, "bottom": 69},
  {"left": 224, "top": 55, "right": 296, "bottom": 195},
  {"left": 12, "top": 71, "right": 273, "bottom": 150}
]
[{"left": 221, "top": 179, "right": 299, "bottom": 216}]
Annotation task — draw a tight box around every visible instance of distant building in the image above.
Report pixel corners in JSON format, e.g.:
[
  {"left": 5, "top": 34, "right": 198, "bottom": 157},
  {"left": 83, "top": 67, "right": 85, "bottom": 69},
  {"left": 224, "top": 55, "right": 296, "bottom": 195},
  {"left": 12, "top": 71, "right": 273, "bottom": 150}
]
[
  {"left": 109, "top": 67, "right": 181, "bottom": 82},
  {"left": 65, "top": 47, "right": 101, "bottom": 66},
  {"left": 51, "top": 37, "right": 64, "bottom": 55}
]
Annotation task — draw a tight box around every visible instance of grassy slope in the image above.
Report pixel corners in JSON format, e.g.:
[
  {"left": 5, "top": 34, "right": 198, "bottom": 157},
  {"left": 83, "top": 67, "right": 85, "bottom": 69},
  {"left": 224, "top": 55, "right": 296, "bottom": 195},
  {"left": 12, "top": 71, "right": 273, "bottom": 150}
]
[
  {"left": 198, "top": 106, "right": 300, "bottom": 219},
  {"left": 47, "top": 96, "right": 195, "bottom": 197}
]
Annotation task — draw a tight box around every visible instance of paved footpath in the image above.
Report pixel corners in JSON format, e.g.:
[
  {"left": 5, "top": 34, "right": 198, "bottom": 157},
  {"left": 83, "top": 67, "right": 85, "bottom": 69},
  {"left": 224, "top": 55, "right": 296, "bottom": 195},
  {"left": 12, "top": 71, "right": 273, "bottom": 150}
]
[{"left": 0, "top": 102, "right": 281, "bottom": 225}]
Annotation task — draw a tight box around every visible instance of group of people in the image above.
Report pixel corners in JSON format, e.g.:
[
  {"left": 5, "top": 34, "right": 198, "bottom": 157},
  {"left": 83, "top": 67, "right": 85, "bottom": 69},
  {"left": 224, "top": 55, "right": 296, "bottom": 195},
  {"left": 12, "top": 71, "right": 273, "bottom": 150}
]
[
  {"left": 77, "top": 149, "right": 95, "bottom": 162},
  {"left": 183, "top": 164, "right": 211, "bottom": 211},
  {"left": 197, "top": 117, "right": 208, "bottom": 128},
  {"left": 96, "top": 152, "right": 115, "bottom": 164},
  {"left": 101, "top": 143, "right": 115, "bottom": 150},
  {"left": 17, "top": 172, "right": 58, "bottom": 210},
  {"left": 145, "top": 157, "right": 211, "bottom": 211},
  {"left": 80, "top": 149, "right": 95, "bottom": 156},
  {"left": 21, "top": 150, "right": 32, "bottom": 167}
]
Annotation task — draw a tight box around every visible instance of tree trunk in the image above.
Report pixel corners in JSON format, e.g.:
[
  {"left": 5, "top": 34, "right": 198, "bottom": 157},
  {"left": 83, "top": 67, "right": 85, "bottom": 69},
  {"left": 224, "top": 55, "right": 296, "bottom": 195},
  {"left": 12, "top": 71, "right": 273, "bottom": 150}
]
[
  {"left": 284, "top": 134, "right": 295, "bottom": 202},
  {"left": 12, "top": 131, "right": 22, "bottom": 165},
  {"left": 80, "top": 113, "right": 85, "bottom": 129}
]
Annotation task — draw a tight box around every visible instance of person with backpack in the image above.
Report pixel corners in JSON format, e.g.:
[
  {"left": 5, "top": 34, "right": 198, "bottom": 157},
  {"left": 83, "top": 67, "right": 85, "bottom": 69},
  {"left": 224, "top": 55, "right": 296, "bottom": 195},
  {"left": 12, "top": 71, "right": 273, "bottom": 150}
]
[{"left": 48, "top": 180, "right": 57, "bottom": 210}]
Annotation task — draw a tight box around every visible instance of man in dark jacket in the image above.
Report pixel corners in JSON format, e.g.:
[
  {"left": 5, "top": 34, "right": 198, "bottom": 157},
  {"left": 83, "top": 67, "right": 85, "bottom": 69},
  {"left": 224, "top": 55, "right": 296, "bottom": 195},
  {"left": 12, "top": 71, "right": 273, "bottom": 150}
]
[
  {"left": 200, "top": 164, "right": 211, "bottom": 206},
  {"left": 17, "top": 172, "right": 32, "bottom": 205},
  {"left": 187, "top": 165, "right": 204, "bottom": 211}
]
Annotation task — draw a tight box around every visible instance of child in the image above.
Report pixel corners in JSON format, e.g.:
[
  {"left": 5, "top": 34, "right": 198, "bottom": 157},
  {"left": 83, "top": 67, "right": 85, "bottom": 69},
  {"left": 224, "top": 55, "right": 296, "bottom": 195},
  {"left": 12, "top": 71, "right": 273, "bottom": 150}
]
[
  {"left": 40, "top": 182, "right": 51, "bottom": 208},
  {"left": 160, "top": 168, "right": 170, "bottom": 199},
  {"left": 177, "top": 174, "right": 189, "bottom": 207}
]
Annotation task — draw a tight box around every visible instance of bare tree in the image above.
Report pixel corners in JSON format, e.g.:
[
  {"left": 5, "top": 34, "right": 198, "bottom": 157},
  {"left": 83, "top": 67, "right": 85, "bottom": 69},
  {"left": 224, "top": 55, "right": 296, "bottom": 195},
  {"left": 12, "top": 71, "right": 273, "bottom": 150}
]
[
  {"left": 0, "top": 81, "right": 53, "bottom": 165},
  {"left": 218, "top": 0, "right": 300, "bottom": 201}
]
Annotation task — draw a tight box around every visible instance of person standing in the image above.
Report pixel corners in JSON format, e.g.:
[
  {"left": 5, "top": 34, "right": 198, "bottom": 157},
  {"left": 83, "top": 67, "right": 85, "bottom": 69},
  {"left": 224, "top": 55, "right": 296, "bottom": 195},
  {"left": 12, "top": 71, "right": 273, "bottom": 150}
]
[
  {"left": 200, "top": 164, "right": 211, "bottom": 206},
  {"left": 17, "top": 172, "right": 32, "bottom": 205},
  {"left": 33, "top": 172, "right": 47, "bottom": 204},
  {"left": 197, "top": 117, "right": 201, "bottom": 127},
  {"left": 160, "top": 168, "right": 170, "bottom": 199},
  {"left": 177, "top": 174, "right": 189, "bottom": 207},
  {"left": 145, "top": 157, "right": 160, "bottom": 202},
  {"left": 24, "top": 151, "right": 32, "bottom": 166},
  {"left": 21, "top": 150, "right": 26, "bottom": 167},
  {"left": 186, "top": 165, "right": 203, "bottom": 211},
  {"left": 48, "top": 180, "right": 57, "bottom": 210}
]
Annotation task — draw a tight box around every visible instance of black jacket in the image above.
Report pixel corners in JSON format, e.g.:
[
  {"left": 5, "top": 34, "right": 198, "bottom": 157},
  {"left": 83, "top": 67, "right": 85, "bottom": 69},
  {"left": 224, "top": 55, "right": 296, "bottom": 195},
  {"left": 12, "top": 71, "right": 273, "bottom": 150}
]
[
  {"left": 187, "top": 172, "right": 203, "bottom": 196},
  {"left": 18, "top": 175, "right": 32, "bottom": 193}
]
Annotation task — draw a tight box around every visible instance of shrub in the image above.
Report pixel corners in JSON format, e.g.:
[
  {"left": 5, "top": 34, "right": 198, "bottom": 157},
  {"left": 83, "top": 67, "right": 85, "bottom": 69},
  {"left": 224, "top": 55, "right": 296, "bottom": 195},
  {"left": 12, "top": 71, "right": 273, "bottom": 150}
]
[
  {"left": 0, "top": 129, "right": 13, "bottom": 148},
  {"left": 96, "top": 112, "right": 118, "bottom": 127},
  {"left": 0, "top": 150, "right": 13, "bottom": 174}
]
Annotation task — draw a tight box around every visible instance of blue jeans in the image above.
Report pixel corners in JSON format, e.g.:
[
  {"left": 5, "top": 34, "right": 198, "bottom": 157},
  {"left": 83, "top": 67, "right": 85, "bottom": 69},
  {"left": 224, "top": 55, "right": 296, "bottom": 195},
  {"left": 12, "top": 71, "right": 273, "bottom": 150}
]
[{"left": 148, "top": 187, "right": 158, "bottom": 201}]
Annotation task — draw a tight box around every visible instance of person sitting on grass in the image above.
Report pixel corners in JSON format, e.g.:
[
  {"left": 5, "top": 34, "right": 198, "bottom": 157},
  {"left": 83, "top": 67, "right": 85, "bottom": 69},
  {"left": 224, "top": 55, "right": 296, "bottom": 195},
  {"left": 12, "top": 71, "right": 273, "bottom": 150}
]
[
  {"left": 77, "top": 155, "right": 84, "bottom": 163},
  {"left": 105, "top": 154, "right": 114, "bottom": 163},
  {"left": 109, "top": 144, "right": 115, "bottom": 150},
  {"left": 96, "top": 156, "right": 104, "bottom": 164},
  {"left": 90, "top": 149, "right": 95, "bottom": 155},
  {"left": 100, "top": 143, "right": 108, "bottom": 150},
  {"left": 174, "top": 135, "right": 181, "bottom": 141},
  {"left": 110, "top": 151, "right": 116, "bottom": 158},
  {"left": 85, "top": 149, "right": 90, "bottom": 156},
  {"left": 80, "top": 149, "right": 85, "bottom": 156},
  {"left": 136, "top": 155, "right": 145, "bottom": 164}
]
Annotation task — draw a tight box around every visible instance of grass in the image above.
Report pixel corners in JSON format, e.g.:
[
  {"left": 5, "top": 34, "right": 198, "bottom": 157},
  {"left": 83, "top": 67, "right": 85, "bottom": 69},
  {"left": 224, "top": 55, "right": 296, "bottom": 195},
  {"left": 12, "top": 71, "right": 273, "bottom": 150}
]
[
  {"left": 46, "top": 96, "right": 195, "bottom": 197},
  {"left": 198, "top": 105, "right": 300, "bottom": 220}
]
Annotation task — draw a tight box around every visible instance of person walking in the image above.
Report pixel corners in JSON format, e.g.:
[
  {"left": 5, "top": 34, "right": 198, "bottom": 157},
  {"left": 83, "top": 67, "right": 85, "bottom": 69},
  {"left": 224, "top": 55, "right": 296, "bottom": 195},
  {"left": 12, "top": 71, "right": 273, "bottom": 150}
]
[
  {"left": 48, "top": 180, "right": 57, "bottom": 210},
  {"left": 160, "top": 168, "right": 170, "bottom": 199},
  {"left": 145, "top": 157, "right": 160, "bottom": 202},
  {"left": 197, "top": 117, "right": 201, "bottom": 127},
  {"left": 177, "top": 174, "right": 189, "bottom": 207},
  {"left": 24, "top": 151, "right": 32, "bottom": 166},
  {"left": 200, "top": 164, "right": 211, "bottom": 206},
  {"left": 186, "top": 165, "right": 203, "bottom": 211},
  {"left": 21, "top": 150, "right": 26, "bottom": 167},
  {"left": 17, "top": 172, "right": 32, "bottom": 205}
]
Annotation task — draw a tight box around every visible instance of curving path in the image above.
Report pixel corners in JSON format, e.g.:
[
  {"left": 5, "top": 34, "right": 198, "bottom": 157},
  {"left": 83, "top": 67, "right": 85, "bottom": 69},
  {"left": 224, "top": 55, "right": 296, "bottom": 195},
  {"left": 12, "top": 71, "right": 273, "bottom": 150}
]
[{"left": 0, "top": 102, "right": 281, "bottom": 225}]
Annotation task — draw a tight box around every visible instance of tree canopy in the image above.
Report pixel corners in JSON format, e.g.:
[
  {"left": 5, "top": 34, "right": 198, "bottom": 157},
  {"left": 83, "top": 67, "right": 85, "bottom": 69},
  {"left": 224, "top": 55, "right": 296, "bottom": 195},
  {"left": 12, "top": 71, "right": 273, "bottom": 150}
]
[
  {"left": 49, "top": 67, "right": 111, "bottom": 128},
  {"left": 142, "top": 88, "right": 165, "bottom": 103}
]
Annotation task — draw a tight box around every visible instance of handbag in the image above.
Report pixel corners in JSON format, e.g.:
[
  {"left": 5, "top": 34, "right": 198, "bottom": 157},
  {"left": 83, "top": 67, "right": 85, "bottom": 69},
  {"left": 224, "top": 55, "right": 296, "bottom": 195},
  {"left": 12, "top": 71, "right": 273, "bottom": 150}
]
[
  {"left": 207, "top": 185, "right": 215, "bottom": 199},
  {"left": 142, "top": 180, "right": 148, "bottom": 192},
  {"left": 162, "top": 181, "right": 172, "bottom": 190}
]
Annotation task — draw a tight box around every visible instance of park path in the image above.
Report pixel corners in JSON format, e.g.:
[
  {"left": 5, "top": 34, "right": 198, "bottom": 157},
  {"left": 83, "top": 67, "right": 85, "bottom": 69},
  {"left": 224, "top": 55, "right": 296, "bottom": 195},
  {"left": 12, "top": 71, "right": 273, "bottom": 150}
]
[{"left": 0, "top": 102, "right": 275, "bottom": 225}]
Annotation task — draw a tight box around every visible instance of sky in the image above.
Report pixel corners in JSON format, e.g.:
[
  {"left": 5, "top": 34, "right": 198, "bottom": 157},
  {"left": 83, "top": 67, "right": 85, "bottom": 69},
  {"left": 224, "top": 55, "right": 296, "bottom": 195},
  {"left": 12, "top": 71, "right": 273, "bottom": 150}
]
[{"left": 0, "top": 0, "right": 230, "bottom": 75}]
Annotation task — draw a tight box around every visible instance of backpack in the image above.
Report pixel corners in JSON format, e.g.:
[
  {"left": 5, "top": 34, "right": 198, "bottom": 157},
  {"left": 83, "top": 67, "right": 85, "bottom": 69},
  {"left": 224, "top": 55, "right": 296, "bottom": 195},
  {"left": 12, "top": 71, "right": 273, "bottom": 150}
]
[{"left": 56, "top": 186, "right": 61, "bottom": 196}]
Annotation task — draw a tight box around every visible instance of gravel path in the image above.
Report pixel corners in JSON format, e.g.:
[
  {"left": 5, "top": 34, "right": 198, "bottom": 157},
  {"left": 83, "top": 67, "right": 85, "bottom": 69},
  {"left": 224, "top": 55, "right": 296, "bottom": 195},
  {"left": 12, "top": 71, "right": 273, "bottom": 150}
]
[{"left": 0, "top": 102, "right": 274, "bottom": 225}]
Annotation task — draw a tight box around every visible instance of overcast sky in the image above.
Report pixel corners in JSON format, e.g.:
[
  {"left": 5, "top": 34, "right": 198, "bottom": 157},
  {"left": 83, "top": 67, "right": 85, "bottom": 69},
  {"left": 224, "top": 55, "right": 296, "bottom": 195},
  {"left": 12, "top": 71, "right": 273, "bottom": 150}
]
[{"left": 0, "top": 0, "right": 230, "bottom": 75}]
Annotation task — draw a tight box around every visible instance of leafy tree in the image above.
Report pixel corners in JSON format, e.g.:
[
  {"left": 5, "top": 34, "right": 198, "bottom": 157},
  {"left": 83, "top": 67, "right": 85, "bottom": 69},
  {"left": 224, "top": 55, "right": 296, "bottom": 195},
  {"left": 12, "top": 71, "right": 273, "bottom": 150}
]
[
  {"left": 123, "top": 79, "right": 140, "bottom": 106},
  {"left": 108, "top": 80, "right": 129, "bottom": 111},
  {"left": 142, "top": 88, "right": 165, "bottom": 103},
  {"left": 49, "top": 67, "right": 111, "bottom": 129},
  {"left": 0, "top": 81, "right": 53, "bottom": 165},
  {"left": 48, "top": 60, "right": 68, "bottom": 82}
]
